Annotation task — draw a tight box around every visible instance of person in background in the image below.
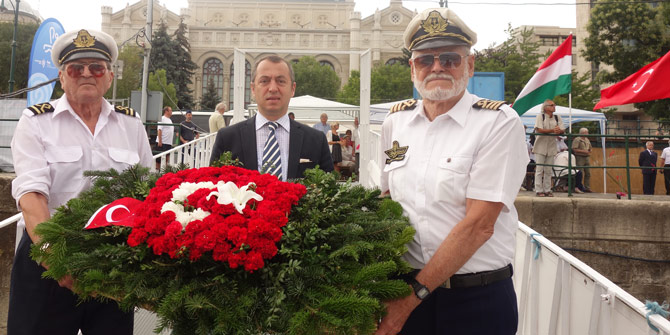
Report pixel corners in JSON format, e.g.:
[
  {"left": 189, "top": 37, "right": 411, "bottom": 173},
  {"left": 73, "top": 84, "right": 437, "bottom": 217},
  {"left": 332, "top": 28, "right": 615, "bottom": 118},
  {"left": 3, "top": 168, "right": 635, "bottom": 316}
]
[
  {"left": 327, "top": 122, "right": 342, "bottom": 172},
  {"left": 660, "top": 139, "right": 670, "bottom": 195},
  {"left": 639, "top": 141, "right": 658, "bottom": 195},
  {"left": 313, "top": 112, "right": 330, "bottom": 135},
  {"left": 288, "top": 112, "right": 295, "bottom": 121},
  {"left": 180, "top": 111, "right": 200, "bottom": 144},
  {"left": 155, "top": 106, "right": 174, "bottom": 169},
  {"left": 572, "top": 127, "right": 593, "bottom": 192},
  {"left": 8, "top": 28, "right": 153, "bottom": 335},
  {"left": 209, "top": 102, "right": 227, "bottom": 133},
  {"left": 553, "top": 150, "right": 586, "bottom": 194},
  {"left": 533, "top": 99, "right": 564, "bottom": 197}
]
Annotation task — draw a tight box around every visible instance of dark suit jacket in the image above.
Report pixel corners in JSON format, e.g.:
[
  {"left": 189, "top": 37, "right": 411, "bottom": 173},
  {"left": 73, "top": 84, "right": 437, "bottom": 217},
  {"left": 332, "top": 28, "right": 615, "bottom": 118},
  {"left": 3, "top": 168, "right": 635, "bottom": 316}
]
[
  {"left": 639, "top": 149, "right": 658, "bottom": 175},
  {"left": 209, "top": 116, "right": 334, "bottom": 179}
]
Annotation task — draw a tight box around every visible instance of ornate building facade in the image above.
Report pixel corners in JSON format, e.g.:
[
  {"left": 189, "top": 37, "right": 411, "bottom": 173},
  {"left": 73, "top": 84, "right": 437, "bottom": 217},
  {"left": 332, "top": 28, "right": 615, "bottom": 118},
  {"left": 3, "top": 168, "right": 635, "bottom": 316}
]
[{"left": 101, "top": 0, "right": 415, "bottom": 109}]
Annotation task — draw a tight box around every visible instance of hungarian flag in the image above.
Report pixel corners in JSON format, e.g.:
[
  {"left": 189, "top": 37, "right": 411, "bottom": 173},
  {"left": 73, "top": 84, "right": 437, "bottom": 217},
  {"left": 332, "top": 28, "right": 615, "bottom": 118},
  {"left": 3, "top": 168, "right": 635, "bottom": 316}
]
[
  {"left": 513, "top": 35, "right": 573, "bottom": 115},
  {"left": 593, "top": 50, "right": 670, "bottom": 110}
]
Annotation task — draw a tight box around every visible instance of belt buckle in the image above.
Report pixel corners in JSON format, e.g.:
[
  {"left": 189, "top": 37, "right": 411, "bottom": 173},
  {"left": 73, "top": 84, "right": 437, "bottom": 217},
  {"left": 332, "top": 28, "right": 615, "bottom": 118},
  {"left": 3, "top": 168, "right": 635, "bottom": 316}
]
[{"left": 442, "top": 278, "right": 451, "bottom": 289}]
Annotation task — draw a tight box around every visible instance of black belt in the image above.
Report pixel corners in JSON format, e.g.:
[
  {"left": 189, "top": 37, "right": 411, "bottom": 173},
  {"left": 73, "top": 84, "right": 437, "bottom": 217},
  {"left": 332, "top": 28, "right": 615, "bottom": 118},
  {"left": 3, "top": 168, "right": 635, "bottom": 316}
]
[{"left": 406, "top": 264, "right": 513, "bottom": 289}]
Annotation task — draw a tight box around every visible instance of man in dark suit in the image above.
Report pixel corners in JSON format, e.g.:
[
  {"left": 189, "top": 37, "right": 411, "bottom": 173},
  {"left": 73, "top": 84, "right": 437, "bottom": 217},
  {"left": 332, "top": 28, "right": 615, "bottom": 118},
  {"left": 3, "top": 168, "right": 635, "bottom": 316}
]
[
  {"left": 639, "top": 141, "right": 658, "bottom": 195},
  {"left": 210, "top": 55, "right": 333, "bottom": 179}
]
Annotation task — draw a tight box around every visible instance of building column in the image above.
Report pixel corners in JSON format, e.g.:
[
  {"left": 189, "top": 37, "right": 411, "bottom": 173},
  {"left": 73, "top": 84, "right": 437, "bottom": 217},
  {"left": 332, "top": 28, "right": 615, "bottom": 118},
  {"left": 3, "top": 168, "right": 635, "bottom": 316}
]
[{"left": 349, "top": 11, "right": 361, "bottom": 73}]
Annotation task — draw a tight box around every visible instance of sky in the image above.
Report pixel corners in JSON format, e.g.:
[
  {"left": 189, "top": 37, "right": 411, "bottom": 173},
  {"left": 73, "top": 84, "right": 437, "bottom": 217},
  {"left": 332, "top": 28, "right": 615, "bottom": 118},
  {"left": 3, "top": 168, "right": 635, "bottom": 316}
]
[{"left": 24, "top": 0, "right": 577, "bottom": 50}]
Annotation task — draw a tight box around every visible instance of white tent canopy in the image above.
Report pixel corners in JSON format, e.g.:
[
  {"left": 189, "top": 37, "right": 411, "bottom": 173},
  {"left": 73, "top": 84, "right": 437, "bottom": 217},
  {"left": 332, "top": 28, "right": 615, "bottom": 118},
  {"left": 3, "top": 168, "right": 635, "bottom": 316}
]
[{"left": 248, "top": 95, "right": 359, "bottom": 124}]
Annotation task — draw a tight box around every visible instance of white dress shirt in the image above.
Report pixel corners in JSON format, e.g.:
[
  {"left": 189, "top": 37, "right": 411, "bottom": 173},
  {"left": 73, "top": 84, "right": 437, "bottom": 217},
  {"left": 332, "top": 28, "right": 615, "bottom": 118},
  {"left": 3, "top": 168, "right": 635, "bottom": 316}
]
[
  {"left": 661, "top": 147, "right": 670, "bottom": 164},
  {"left": 380, "top": 92, "right": 529, "bottom": 273},
  {"left": 255, "top": 113, "right": 290, "bottom": 181},
  {"left": 11, "top": 95, "right": 154, "bottom": 225}
]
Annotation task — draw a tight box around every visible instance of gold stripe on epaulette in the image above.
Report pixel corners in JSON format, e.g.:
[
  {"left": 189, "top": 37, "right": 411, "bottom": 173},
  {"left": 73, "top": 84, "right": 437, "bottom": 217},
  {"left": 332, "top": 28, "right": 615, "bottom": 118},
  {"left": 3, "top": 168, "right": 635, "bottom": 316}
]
[
  {"left": 389, "top": 99, "right": 417, "bottom": 114},
  {"left": 28, "top": 103, "right": 55, "bottom": 115},
  {"left": 114, "top": 105, "right": 136, "bottom": 117},
  {"left": 472, "top": 99, "right": 506, "bottom": 111}
]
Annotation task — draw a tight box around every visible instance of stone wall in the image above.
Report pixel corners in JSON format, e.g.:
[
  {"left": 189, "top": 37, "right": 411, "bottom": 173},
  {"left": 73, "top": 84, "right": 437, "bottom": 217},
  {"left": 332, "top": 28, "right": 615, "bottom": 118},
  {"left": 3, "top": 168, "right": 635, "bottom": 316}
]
[
  {"left": 0, "top": 174, "right": 17, "bottom": 334},
  {"left": 515, "top": 196, "right": 670, "bottom": 303}
]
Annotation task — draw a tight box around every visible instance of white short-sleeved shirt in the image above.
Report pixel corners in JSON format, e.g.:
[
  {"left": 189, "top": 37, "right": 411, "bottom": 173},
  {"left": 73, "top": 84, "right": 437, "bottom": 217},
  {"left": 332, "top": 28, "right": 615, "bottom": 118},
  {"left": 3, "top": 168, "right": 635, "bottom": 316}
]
[
  {"left": 380, "top": 92, "right": 529, "bottom": 273},
  {"left": 157, "top": 115, "right": 174, "bottom": 144},
  {"left": 661, "top": 147, "right": 670, "bottom": 164},
  {"left": 11, "top": 95, "right": 154, "bottom": 217}
]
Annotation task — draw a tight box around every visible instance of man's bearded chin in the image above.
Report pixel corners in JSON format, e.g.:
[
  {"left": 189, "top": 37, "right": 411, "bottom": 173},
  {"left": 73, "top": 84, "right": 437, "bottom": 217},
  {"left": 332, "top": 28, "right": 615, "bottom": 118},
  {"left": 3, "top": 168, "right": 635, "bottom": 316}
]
[{"left": 414, "top": 63, "right": 470, "bottom": 101}]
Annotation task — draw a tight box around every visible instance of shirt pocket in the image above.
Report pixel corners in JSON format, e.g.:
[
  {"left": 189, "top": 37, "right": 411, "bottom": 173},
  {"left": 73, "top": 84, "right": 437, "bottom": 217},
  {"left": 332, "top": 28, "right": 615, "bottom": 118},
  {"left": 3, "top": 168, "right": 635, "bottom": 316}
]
[
  {"left": 383, "top": 155, "right": 409, "bottom": 202},
  {"left": 108, "top": 147, "right": 140, "bottom": 171},
  {"left": 436, "top": 155, "right": 473, "bottom": 206},
  {"left": 45, "top": 145, "right": 83, "bottom": 193}
]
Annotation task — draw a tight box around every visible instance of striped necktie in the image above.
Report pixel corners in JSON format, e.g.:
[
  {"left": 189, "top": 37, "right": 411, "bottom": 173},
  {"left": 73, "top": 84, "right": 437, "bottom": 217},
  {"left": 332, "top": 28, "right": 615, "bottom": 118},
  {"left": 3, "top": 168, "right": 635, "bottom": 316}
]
[{"left": 262, "top": 121, "right": 282, "bottom": 179}]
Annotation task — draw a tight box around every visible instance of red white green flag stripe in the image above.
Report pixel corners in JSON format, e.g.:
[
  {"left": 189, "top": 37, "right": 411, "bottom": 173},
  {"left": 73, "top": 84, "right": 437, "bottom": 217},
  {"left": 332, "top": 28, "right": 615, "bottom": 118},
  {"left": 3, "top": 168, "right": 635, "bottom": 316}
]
[{"left": 513, "top": 34, "right": 573, "bottom": 115}]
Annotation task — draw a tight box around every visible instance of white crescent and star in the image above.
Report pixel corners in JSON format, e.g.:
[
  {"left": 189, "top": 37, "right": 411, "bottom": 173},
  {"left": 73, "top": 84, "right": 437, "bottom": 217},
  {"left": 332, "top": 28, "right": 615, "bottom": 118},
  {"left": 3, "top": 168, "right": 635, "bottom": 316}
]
[
  {"left": 631, "top": 68, "right": 654, "bottom": 94},
  {"left": 105, "top": 205, "right": 130, "bottom": 222}
]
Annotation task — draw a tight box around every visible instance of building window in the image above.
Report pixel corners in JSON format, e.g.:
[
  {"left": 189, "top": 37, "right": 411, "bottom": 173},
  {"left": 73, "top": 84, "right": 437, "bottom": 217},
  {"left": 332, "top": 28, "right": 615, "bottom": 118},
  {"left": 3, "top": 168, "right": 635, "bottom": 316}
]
[
  {"left": 202, "top": 58, "right": 223, "bottom": 100},
  {"left": 540, "top": 36, "right": 559, "bottom": 46},
  {"left": 390, "top": 12, "right": 401, "bottom": 25},
  {"left": 572, "top": 53, "right": 576, "bottom": 65},
  {"left": 319, "top": 60, "right": 334, "bottom": 70},
  {"left": 229, "top": 60, "right": 251, "bottom": 110}
]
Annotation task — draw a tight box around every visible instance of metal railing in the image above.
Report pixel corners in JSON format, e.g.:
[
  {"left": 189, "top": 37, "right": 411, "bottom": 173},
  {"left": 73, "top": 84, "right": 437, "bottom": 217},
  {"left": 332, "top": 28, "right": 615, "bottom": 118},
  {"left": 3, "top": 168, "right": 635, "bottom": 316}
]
[
  {"left": 531, "top": 132, "right": 669, "bottom": 199},
  {"left": 515, "top": 222, "right": 670, "bottom": 335},
  {"left": 153, "top": 133, "right": 217, "bottom": 171}
]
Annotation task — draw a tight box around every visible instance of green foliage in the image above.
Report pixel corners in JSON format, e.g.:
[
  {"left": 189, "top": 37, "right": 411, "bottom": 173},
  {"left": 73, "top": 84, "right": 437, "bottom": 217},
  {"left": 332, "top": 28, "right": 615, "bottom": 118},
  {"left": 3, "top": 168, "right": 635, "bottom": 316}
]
[
  {"left": 370, "top": 64, "right": 413, "bottom": 104},
  {"left": 148, "top": 69, "right": 178, "bottom": 109},
  {"left": 336, "top": 70, "right": 360, "bottom": 105},
  {"left": 584, "top": 1, "right": 670, "bottom": 118},
  {"left": 150, "top": 20, "right": 177, "bottom": 81},
  {"left": 32, "top": 163, "right": 413, "bottom": 335},
  {"left": 293, "top": 56, "right": 341, "bottom": 99},
  {"left": 200, "top": 77, "right": 219, "bottom": 111},
  {"left": 0, "top": 22, "right": 39, "bottom": 95},
  {"left": 105, "top": 46, "right": 144, "bottom": 101},
  {"left": 475, "top": 25, "right": 542, "bottom": 103},
  {"left": 172, "top": 19, "right": 198, "bottom": 110},
  {"left": 337, "top": 64, "right": 413, "bottom": 105}
]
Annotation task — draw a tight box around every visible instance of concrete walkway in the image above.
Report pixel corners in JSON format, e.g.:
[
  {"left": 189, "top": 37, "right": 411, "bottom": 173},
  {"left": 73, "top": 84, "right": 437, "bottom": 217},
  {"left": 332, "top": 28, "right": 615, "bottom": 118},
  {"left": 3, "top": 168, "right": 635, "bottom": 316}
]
[{"left": 518, "top": 189, "right": 670, "bottom": 202}]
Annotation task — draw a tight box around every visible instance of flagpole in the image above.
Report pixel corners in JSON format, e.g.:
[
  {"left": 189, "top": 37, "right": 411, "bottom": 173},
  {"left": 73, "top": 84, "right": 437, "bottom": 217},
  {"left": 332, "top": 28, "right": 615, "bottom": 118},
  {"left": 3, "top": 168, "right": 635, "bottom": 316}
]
[{"left": 569, "top": 93, "right": 573, "bottom": 133}]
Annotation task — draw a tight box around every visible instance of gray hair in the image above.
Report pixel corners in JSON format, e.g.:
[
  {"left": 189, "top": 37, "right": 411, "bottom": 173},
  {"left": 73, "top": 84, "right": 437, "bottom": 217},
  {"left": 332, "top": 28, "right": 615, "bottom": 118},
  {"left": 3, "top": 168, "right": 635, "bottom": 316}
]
[
  {"left": 579, "top": 128, "right": 589, "bottom": 135},
  {"left": 541, "top": 99, "right": 555, "bottom": 113},
  {"left": 215, "top": 102, "right": 226, "bottom": 112}
]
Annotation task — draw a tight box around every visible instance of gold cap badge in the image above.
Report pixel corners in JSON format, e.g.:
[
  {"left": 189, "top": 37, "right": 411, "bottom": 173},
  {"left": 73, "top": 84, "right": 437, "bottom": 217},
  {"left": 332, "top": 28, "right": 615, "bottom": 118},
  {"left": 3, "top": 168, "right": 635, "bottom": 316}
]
[{"left": 73, "top": 30, "right": 96, "bottom": 48}]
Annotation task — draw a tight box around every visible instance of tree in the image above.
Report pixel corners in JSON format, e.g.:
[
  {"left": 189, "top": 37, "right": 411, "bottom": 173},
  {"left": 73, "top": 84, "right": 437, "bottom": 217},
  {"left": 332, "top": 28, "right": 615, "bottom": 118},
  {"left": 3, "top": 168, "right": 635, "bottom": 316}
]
[
  {"left": 336, "top": 70, "right": 360, "bottom": 105},
  {"left": 475, "top": 25, "right": 542, "bottom": 103},
  {"left": 104, "top": 45, "right": 144, "bottom": 101},
  {"left": 337, "top": 64, "right": 413, "bottom": 105},
  {"left": 200, "top": 77, "right": 219, "bottom": 111},
  {"left": 293, "top": 56, "right": 340, "bottom": 99},
  {"left": 370, "top": 64, "right": 413, "bottom": 104},
  {"left": 584, "top": 1, "right": 670, "bottom": 118},
  {"left": 150, "top": 20, "right": 177, "bottom": 86},
  {"left": 0, "top": 22, "right": 39, "bottom": 95},
  {"left": 172, "top": 19, "right": 198, "bottom": 110},
  {"left": 148, "top": 69, "right": 178, "bottom": 109}
]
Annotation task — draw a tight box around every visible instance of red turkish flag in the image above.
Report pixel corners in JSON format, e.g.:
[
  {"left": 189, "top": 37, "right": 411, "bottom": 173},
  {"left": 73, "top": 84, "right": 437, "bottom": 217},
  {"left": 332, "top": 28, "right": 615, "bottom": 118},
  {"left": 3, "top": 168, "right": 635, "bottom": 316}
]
[
  {"left": 84, "top": 198, "right": 143, "bottom": 229},
  {"left": 594, "top": 50, "right": 670, "bottom": 110}
]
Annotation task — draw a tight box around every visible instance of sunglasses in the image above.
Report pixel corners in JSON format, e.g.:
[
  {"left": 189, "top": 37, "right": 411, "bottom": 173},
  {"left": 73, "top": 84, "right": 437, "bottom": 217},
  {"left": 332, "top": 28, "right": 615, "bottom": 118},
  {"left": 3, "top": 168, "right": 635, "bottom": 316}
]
[
  {"left": 413, "top": 52, "right": 465, "bottom": 69},
  {"left": 66, "top": 63, "right": 108, "bottom": 78}
]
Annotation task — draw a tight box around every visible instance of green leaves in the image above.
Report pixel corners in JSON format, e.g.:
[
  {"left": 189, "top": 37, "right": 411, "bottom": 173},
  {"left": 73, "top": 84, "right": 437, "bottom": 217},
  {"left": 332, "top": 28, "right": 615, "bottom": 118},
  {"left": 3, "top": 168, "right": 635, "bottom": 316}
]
[{"left": 32, "top": 164, "right": 414, "bottom": 334}]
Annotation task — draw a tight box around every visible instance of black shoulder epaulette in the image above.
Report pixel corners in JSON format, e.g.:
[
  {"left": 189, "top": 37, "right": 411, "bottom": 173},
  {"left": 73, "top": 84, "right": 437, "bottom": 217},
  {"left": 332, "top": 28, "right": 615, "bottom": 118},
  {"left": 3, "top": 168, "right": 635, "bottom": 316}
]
[
  {"left": 28, "top": 103, "right": 54, "bottom": 115},
  {"left": 472, "top": 99, "right": 506, "bottom": 111},
  {"left": 389, "top": 99, "right": 417, "bottom": 114},
  {"left": 114, "top": 105, "right": 136, "bottom": 117}
]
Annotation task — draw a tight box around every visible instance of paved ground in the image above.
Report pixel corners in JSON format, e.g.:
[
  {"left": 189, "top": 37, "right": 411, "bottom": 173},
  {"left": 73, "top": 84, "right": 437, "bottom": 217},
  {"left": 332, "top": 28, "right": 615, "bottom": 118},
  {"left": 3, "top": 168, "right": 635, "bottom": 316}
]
[{"left": 517, "top": 189, "right": 670, "bottom": 201}]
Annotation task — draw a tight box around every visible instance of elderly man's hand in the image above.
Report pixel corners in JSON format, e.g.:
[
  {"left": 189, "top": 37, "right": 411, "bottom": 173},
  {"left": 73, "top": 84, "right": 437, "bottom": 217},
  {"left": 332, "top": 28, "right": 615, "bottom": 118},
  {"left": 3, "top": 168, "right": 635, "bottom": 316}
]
[{"left": 375, "top": 294, "right": 420, "bottom": 335}]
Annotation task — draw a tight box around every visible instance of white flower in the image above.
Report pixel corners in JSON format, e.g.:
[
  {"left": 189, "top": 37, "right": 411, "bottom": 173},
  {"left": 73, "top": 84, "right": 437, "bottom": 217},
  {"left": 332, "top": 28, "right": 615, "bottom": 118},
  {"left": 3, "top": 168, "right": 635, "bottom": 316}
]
[
  {"left": 171, "top": 182, "right": 216, "bottom": 202},
  {"left": 206, "top": 182, "right": 263, "bottom": 214}
]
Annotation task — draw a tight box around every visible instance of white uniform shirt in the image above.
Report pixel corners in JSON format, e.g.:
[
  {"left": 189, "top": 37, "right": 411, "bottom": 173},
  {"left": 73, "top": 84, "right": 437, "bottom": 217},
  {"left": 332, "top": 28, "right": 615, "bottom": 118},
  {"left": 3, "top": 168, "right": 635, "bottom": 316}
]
[
  {"left": 157, "top": 115, "right": 174, "bottom": 145},
  {"left": 380, "top": 93, "right": 529, "bottom": 273},
  {"left": 11, "top": 95, "right": 154, "bottom": 217},
  {"left": 661, "top": 147, "right": 670, "bottom": 165}
]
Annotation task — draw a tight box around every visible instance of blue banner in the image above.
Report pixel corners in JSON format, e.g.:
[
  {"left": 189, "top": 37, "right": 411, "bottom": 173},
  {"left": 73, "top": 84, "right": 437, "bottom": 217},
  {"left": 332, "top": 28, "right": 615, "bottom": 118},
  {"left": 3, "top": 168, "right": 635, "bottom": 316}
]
[{"left": 27, "top": 18, "right": 64, "bottom": 106}]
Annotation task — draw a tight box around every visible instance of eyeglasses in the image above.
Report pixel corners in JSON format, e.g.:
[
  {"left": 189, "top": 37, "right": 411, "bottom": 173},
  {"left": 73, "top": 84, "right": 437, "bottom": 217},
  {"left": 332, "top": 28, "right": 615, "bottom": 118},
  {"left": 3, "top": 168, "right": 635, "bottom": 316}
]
[
  {"left": 66, "top": 63, "right": 108, "bottom": 78},
  {"left": 412, "top": 52, "right": 465, "bottom": 69}
]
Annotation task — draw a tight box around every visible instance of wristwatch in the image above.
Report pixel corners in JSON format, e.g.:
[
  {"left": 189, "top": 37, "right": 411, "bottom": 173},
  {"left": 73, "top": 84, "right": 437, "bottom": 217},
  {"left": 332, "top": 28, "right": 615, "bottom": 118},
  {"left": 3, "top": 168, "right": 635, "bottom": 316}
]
[{"left": 408, "top": 277, "right": 431, "bottom": 300}]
